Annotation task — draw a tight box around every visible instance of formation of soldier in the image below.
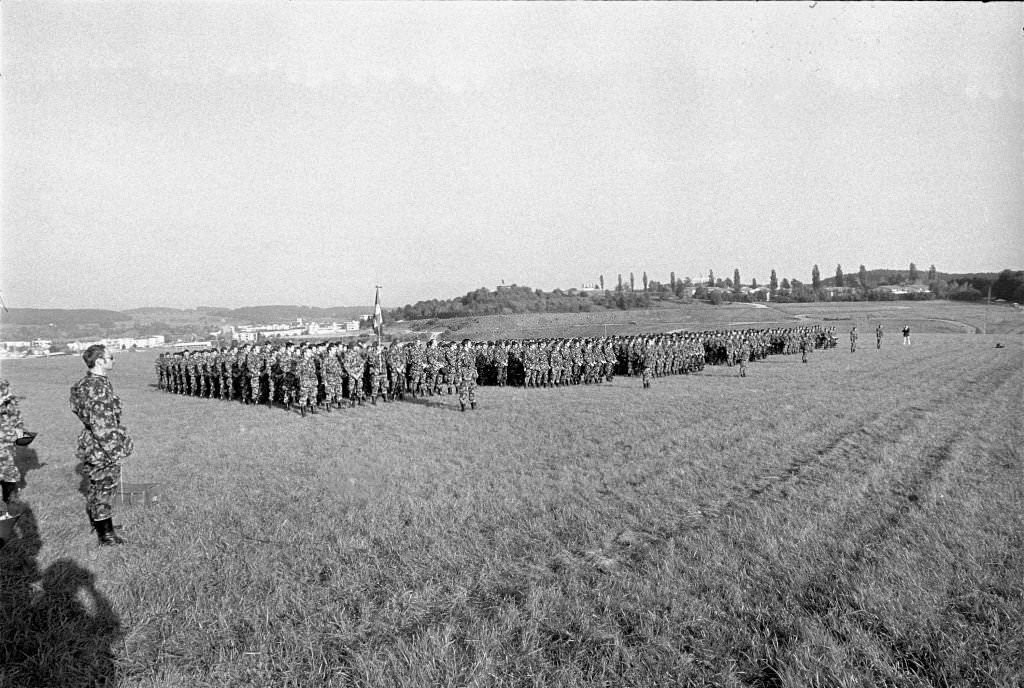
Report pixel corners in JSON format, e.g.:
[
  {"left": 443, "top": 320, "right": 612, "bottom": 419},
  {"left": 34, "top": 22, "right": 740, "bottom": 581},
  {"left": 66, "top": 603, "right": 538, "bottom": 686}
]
[
  {"left": 474, "top": 325, "right": 836, "bottom": 388},
  {"left": 154, "top": 324, "right": 838, "bottom": 413},
  {"left": 155, "top": 338, "right": 482, "bottom": 414}
]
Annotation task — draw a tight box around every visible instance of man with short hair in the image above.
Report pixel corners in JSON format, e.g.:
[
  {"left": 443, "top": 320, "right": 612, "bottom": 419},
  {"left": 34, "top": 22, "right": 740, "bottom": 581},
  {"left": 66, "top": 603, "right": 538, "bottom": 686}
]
[{"left": 69, "top": 345, "right": 134, "bottom": 546}]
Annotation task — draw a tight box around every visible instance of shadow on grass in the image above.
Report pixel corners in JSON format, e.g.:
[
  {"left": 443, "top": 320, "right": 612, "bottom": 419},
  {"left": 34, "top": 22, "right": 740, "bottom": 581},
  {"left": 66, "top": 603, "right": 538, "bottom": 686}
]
[
  {"left": 14, "top": 445, "right": 45, "bottom": 491},
  {"left": 0, "top": 505, "right": 123, "bottom": 687},
  {"left": 400, "top": 394, "right": 467, "bottom": 412}
]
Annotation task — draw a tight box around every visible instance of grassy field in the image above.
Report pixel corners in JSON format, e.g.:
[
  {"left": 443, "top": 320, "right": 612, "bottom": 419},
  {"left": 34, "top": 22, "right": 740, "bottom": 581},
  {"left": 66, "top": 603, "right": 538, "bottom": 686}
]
[
  {"left": 1, "top": 302, "right": 1022, "bottom": 687},
  {"left": 410, "top": 298, "right": 1024, "bottom": 340}
]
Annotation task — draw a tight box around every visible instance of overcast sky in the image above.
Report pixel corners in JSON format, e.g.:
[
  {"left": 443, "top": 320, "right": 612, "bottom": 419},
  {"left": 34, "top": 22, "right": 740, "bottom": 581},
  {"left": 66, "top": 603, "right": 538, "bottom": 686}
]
[{"left": 2, "top": 2, "right": 1021, "bottom": 310}]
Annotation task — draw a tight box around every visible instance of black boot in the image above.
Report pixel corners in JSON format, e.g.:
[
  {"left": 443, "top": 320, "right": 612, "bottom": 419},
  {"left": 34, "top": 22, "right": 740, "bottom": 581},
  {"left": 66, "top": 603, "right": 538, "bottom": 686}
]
[
  {"left": 93, "top": 518, "right": 125, "bottom": 546},
  {"left": 1, "top": 482, "right": 18, "bottom": 505}
]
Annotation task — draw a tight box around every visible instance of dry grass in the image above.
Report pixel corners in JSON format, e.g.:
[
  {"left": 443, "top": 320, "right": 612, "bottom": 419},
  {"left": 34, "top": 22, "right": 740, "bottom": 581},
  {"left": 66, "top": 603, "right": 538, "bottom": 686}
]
[{"left": 1, "top": 307, "right": 1022, "bottom": 687}]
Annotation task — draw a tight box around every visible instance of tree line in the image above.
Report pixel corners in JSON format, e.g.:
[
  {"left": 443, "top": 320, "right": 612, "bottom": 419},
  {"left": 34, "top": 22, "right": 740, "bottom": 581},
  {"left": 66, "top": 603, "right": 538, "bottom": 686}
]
[{"left": 388, "top": 266, "right": 1023, "bottom": 321}]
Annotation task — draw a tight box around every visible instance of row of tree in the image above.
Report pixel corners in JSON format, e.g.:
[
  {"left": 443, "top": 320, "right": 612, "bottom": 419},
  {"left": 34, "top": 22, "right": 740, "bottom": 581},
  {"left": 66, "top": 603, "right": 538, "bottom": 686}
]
[{"left": 388, "top": 266, "right": 1022, "bottom": 321}]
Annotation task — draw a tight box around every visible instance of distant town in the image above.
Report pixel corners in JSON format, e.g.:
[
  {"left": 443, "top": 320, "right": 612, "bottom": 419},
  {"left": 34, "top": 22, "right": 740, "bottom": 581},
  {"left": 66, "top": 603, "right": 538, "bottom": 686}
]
[{"left": 0, "top": 315, "right": 373, "bottom": 359}]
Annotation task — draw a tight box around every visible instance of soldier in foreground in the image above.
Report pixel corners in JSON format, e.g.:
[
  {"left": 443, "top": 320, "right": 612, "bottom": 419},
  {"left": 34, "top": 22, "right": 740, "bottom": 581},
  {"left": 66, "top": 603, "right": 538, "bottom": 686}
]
[
  {"left": 1, "top": 379, "right": 28, "bottom": 520},
  {"left": 69, "top": 345, "right": 134, "bottom": 546}
]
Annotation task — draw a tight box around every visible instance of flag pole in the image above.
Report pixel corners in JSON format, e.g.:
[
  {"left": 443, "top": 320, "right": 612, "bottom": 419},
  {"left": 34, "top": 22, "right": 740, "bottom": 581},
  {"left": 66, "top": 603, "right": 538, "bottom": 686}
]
[{"left": 374, "top": 285, "right": 383, "bottom": 345}]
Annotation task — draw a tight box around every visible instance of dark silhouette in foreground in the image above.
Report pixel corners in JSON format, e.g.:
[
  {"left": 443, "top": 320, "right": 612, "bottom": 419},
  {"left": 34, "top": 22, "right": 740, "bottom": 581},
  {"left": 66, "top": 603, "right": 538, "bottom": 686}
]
[{"left": 0, "top": 506, "right": 123, "bottom": 687}]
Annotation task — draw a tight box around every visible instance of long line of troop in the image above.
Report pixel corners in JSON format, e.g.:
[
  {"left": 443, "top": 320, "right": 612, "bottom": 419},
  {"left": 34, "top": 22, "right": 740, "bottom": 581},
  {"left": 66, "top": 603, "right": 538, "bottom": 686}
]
[{"left": 154, "top": 325, "right": 837, "bottom": 414}]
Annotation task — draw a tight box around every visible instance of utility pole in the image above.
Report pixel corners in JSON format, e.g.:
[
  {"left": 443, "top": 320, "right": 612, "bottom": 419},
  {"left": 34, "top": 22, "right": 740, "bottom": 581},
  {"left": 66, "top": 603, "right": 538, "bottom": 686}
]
[{"left": 984, "top": 283, "right": 991, "bottom": 335}]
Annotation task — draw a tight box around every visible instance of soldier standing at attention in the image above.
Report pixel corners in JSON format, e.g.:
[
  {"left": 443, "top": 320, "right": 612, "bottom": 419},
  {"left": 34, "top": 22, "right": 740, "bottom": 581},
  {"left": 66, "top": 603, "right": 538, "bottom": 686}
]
[
  {"left": 876, "top": 324, "right": 884, "bottom": 349},
  {"left": 494, "top": 340, "right": 509, "bottom": 387},
  {"left": 343, "top": 343, "right": 367, "bottom": 407},
  {"left": 367, "top": 341, "right": 388, "bottom": 404},
  {"left": 850, "top": 326, "right": 858, "bottom": 353},
  {"left": 1, "top": 379, "right": 28, "bottom": 520},
  {"left": 641, "top": 340, "right": 656, "bottom": 388},
  {"left": 738, "top": 340, "right": 750, "bottom": 377},
  {"left": 386, "top": 342, "right": 407, "bottom": 401},
  {"left": 406, "top": 340, "right": 426, "bottom": 397},
  {"left": 456, "top": 339, "right": 478, "bottom": 411},
  {"left": 245, "top": 345, "right": 262, "bottom": 405},
  {"left": 295, "top": 346, "right": 319, "bottom": 416},
  {"left": 322, "top": 344, "right": 346, "bottom": 409},
  {"left": 69, "top": 345, "right": 133, "bottom": 546}
]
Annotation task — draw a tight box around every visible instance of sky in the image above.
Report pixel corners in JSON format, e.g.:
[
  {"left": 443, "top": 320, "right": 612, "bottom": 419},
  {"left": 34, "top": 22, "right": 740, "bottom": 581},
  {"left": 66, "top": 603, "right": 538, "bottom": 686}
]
[{"left": 2, "top": 2, "right": 1021, "bottom": 311}]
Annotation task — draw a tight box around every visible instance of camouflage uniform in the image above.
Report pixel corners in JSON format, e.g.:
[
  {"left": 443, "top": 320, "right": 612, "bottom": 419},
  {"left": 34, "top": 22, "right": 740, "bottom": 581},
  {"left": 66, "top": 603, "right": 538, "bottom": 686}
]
[
  {"left": 1, "top": 379, "right": 25, "bottom": 511},
  {"left": 386, "top": 343, "right": 407, "bottom": 400},
  {"left": 69, "top": 373, "right": 134, "bottom": 522},
  {"left": 442, "top": 344, "right": 457, "bottom": 394},
  {"left": 493, "top": 341, "right": 509, "bottom": 387},
  {"left": 876, "top": 325, "right": 883, "bottom": 349},
  {"left": 296, "top": 349, "right": 319, "bottom": 413},
  {"left": 155, "top": 354, "right": 167, "bottom": 391},
  {"left": 406, "top": 341, "right": 427, "bottom": 397},
  {"left": 246, "top": 347, "right": 264, "bottom": 404},
  {"left": 641, "top": 342, "right": 656, "bottom": 388},
  {"left": 367, "top": 344, "right": 388, "bottom": 403},
  {"left": 343, "top": 345, "right": 367, "bottom": 406},
  {"left": 322, "top": 346, "right": 346, "bottom": 407},
  {"left": 425, "top": 341, "right": 444, "bottom": 395},
  {"left": 456, "top": 341, "right": 478, "bottom": 411}
]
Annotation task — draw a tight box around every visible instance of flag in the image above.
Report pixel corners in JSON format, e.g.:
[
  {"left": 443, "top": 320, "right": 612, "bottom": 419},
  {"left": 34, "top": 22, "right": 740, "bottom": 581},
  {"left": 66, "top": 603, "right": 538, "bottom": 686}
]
[{"left": 373, "top": 286, "right": 383, "bottom": 336}]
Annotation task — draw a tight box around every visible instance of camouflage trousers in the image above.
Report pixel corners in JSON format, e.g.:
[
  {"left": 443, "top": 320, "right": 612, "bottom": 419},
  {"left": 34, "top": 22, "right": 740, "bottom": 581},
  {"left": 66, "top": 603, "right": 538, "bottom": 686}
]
[
  {"left": 407, "top": 367, "right": 425, "bottom": 395},
  {"left": 249, "top": 374, "right": 261, "bottom": 403},
  {"left": 369, "top": 373, "right": 388, "bottom": 400},
  {"left": 298, "top": 380, "right": 318, "bottom": 406},
  {"left": 324, "top": 375, "right": 345, "bottom": 402},
  {"left": 457, "top": 377, "right": 476, "bottom": 407},
  {"left": 85, "top": 460, "right": 121, "bottom": 521},
  {"left": 220, "top": 375, "right": 233, "bottom": 399},
  {"left": 641, "top": 366, "right": 653, "bottom": 387},
  {"left": 347, "top": 373, "right": 365, "bottom": 402},
  {"left": 389, "top": 371, "right": 406, "bottom": 397},
  {"left": 1, "top": 447, "right": 20, "bottom": 484}
]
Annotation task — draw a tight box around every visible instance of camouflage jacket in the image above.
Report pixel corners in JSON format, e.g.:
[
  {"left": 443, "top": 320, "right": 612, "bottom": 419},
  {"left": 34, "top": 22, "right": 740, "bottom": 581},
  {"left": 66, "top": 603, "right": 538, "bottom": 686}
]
[
  {"left": 69, "top": 373, "right": 134, "bottom": 463},
  {"left": 1, "top": 380, "right": 25, "bottom": 448},
  {"left": 456, "top": 348, "right": 478, "bottom": 379},
  {"left": 343, "top": 349, "right": 366, "bottom": 377}
]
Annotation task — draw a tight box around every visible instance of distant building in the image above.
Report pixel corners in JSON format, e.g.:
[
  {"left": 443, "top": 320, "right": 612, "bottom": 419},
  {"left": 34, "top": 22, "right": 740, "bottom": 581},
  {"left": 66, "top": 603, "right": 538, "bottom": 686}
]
[
  {"left": 67, "top": 335, "right": 166, "bottom": 352},
  {"left": 876, "top": 284, "right": 931, "bottom": 296}
]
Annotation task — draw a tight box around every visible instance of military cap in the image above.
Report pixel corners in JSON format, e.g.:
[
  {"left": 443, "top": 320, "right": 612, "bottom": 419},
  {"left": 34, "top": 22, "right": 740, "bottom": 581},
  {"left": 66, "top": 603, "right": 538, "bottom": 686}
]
[{"left": 14, "top": 431, "right": 37, "bottom": 447}]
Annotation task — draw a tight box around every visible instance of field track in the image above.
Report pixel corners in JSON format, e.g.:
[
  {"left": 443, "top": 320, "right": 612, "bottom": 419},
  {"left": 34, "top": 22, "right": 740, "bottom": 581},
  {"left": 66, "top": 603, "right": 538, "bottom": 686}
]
[{"left": 1, "top": 321, "right": 1022, "bottom": 686}]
